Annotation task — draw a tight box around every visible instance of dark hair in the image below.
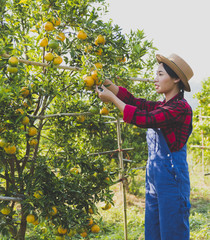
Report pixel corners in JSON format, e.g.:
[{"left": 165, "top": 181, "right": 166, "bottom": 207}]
[{"left": 162, "top": 63, "right": 185, "bottom": 93}]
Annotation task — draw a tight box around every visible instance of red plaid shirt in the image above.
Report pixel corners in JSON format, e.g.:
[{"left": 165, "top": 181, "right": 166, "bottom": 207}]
[{"left": 117, "top": 87, "right": 192, "bottom": 152}]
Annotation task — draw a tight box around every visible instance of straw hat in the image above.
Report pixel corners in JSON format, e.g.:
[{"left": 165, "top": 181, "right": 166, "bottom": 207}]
[{"left": 156, "top": 53, "right": 194, "bottom": 92}]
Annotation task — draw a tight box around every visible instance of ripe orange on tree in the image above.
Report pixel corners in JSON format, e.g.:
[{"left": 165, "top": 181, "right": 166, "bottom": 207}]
[
  {"left": 33, "top": 190, "right": 43, "bottom": 199},
  {"left": 15, "top": 108, "right": 24, "bottom": 115},
  {"left": 83, "top": 76, "right": 95, "bottom": 88},
  {"left": 8, "top": 56, "right": 18, "bottom": 66},
  {"left": 20, "top": 87, "right": 30, "bottom": 97},
  {"left": 100, "top": 106, "right": 109, "bottom": 115},
  {"left": 95, "top": 34, "right": 106, "bottom": 45},
  {"left": 91, "top": 224, "right": 100, "bottom": 233},
  {"left": 1, "top": 206, "right": 11, "bottom": 215},
  {"left": 7, "top": 65, "right": 18, "bottom": 73},
  {"left": 26, "top": 214, "right": 36, "bottom": 223},
  {"left": 88, "top": 208, "right": 93, "bottom": 214},
  {"left": 21, "top": 116, "right": 30, "bottom": 125},
  {"left": 32, "top": 219, "right": 39, "bottom": 225},
  {"left": 56, "top": 32, "right": 66, "bottom": 42},
  {"left": 44, "top": 21, "right": 54, "bottom": 31},
  {"left": 101, "top": 202, "right": 111, "bottom": 210},
  {"left": 80, "top": 231, "right": 87, "bottom": 238},
  {"left": 96, "top": 48, "right": 103, "bottom": 55},
  {"left": 58, "top": 225, "right": 67, "bottom": 235},
  {"left": 94, "top": 62, "right": 103, "bottom": 69},
  {"left": 29, "top": 139, "right": 38, "bottom": 147},
  {"left": 49, "top": 206, "right": 58, "bottom": 216},
  {"left": 77, "top": 30, "right": 87, "bottom": 40},
  {"left": 84, "top": 45, "right": 93, "bottom": 53},
  {"left": 88, "top": 218, "right": 93, "bottom": 226},
  {"left": 53, "top": 56, "right": 63, "bottom": 65},
  {"left": 39, "top": 38, "right": 48, "bottom": 47},
  {"left": 52, "top": 17, "right": 61, "bottom": 26},
  {"left": 44, "top": 52, "right": 54, "bottom": 62},
  {"left": 4, "top": 144, "right": 16, "bottom": 154},
  {"left": 76, "top": 115, "right": 86, "bottom": 123},
  {"left": 28, "top": 127, "right": 37, "bottom": 137}
]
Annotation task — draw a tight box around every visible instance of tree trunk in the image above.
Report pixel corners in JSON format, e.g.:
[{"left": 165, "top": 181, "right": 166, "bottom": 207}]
[{"left": 16, "top": 205, "right": 27, "bottom": 240}]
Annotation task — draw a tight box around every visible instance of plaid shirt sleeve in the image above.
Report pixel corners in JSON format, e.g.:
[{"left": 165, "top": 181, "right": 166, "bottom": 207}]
[
  {"left": 122, "top": 95, "right": 192, "bottom": 152},
  {"left": 117, "top": 86, "right": 161, "bottom": 111}
]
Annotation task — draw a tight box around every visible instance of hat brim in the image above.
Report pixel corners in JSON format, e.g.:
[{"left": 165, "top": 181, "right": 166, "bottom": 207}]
[{"left": 156, "top": 54, "right": 191, "bottom": 92}]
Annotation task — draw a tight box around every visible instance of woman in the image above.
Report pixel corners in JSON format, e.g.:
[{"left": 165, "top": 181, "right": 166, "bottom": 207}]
[{"left": 96, "top": 53, "right": 194, "bottom": 240}]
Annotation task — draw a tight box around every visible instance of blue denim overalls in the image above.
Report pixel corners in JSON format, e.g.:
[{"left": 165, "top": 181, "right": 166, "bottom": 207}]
[{"left": 145, "top": 128, "right": 191, "bottom": 240}]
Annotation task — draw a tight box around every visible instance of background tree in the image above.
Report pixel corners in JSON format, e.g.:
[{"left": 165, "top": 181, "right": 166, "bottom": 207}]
[
  {"left": 188, "top": 77, "right": 210, "bottom": 175},
  {"left": 0, "top": 0, "right": 157, "bottom": 239}
]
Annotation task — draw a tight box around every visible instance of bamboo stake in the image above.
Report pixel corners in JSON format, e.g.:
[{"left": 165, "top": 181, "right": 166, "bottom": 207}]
[
  {"left": 0, "top": 196, "right": 22, "bottom": 202},
  {"left": 88, "top": 148, "right": 134, "bottom": 156},
  {"left": 29, "top": 112, "right": 93, "bottom": 119},
  {"left": 1, "top": 54, "right": 154, "bottom": 82},
  {"left": 2, "top": 53, "right": 82, "bottom": 71},
  {"left": 116, "top": 116, "right": 128, "bottom": 240}
]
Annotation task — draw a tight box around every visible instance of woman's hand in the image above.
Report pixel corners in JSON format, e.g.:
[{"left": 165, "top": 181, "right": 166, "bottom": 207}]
[
  {"left": 95, "top": 85, "right": 114, "bottom": 103},
  {"left": 96, "top": 85, "right": 126, "bottom": 112}
]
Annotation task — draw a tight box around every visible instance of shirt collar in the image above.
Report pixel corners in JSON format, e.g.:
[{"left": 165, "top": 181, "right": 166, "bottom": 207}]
[{"left": 161, "top": 92, "right": 184, "bottom": 105}]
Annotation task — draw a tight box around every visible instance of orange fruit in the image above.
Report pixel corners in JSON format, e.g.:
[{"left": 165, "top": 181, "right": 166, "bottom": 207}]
[
  {"left": 80, "top": 231, "right": 87, "bottom": 238},
  {"left": 77, "top": 30, "right": 87, "bottom": 40},
  {"left": 55, "top": 236, "right": 65, "bottom": 240},
  {"left": 49, "top": 206, "right": 57, "bottom": 216},
  {"left": 58, "top": 225, "right": 67, "bottom": 235},
  {"left": 44, "top": 52, "right": 54, "bottom": 62},
  {"left": 56, "top": 32, "right": 66, "bottom": 42},
  {"left": 94, "top": 62, "right": 102, "bottom": 69},
  {"left": 70, "top": 167, "right": 79, "bottom": 174},
  {"left": 83, "top": 76, "right": 95, "bottom": 87},
  {"left": 1, "top": 207, "right": 11, "bottom": 215},
  {"left": 48, "top": 40, "right": 59, "bottom": 49},
  {"left": 29, "top": 139, "right": 38, "bottom": 147},
  {"left": 91, "top": 224, "right": 100, "bottom": 233},
  {"left": 88, "top": 208, "right": 93, "bottom": 214},
  {"left": 20, "top": 87, "right": 30, "bottom": 97},
  {"left": 76, "top": 115, "right": 85, "bottom": 123},
  {"left": 7, "top": 65, "right": 18, "bottom": 73},
  {"left": 15, "top": 108, "right": 24, "bottom": 115},
  {"left": 84, "top": 45, "right": 92, "bottom": 53},
  {"left": 21, "top": 116, "right": 30, "bottom": 125},
  {"left": 95, "top": 35, "right": 106, "bottom": 45},
  {"left": 52, "top": 17, "right": 61, "bottom": 26},
  {"left": 4, "top": 144, "right": 16, "bottom": 154},
  {"left": 39, "top": 38, "right": 48, "bottom": 47},
  {"left": 88, "top": 218, "right": 93, "bottom": 226},
  {"left": 26, "top": 214, "right": 36, "bottom": 223},
  {"left": 28, "top": 127, "right": 37, "bottom": 137},
  {"left": 32, "top": 219, "right": 39, "bottom": 225},
  {"left": 119, "top": 56, "right": 126, "bottom": 62},
  {"left": 33, "top": 190, "right": 43, "bottom": 199},
  {"left": 100, "top": 107, "right": 109, "bottom": 115},
  {"left": 53, "top": 56, "right": 63, "bottom": 65},
  {"left": 22, "top": 99, "right": 32, "bottom": 108},
  {"left": 101, "top": 202, "right": 111, "bottom": 210},
  {"left": 8, "top": 56, "right": 18, "bottom": 66},
  {"left": 44, "top": 21, "right": 54, "bottom": 31},
  {"left": 91, "top": 70, "right": 98, "bottom": 80},
  {"left": 96, "top": 48, "right": 103, "bottom": 55}
]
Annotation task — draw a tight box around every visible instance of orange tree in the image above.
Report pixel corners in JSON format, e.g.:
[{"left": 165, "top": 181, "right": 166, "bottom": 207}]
[
  {"left": 188, "top": 78, "right": 210, "bottom": 172},
  {"left": 0, "top": 0, "right": 157, "bottom": 239}
]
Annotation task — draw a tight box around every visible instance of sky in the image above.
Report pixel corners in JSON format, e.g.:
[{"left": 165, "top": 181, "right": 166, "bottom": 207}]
[{"left": 102, "top": 0, "right": 210, "bottom": 109}]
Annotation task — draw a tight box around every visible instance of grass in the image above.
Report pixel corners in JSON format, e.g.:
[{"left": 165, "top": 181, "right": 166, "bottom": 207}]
[
  {"left": 1, "top": 168, "right": 209, "bottom": 240},
  {"left": 93, "top": 167, "right": 210, "bottom": 240}
]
